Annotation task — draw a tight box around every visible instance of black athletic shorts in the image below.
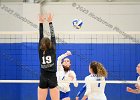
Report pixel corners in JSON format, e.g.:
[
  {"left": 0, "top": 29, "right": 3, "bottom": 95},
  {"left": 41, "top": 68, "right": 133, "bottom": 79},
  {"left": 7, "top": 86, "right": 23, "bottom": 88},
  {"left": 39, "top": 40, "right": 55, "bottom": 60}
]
[{"left": 39, "top": 73, "right": 58, "bottom": 89}]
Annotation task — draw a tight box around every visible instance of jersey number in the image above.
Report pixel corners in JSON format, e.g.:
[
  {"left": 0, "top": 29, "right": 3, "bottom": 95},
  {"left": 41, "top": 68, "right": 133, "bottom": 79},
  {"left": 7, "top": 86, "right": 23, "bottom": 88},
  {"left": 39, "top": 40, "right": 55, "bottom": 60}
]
[
  {"left": 98, "top": 83, "right": 100, "bottom": 87},
  {"left": 42, "top": 56, "right": 52, "bottom": 64},
  {"left": 97, "top": 79, "right": 101, "bottom": 87}
]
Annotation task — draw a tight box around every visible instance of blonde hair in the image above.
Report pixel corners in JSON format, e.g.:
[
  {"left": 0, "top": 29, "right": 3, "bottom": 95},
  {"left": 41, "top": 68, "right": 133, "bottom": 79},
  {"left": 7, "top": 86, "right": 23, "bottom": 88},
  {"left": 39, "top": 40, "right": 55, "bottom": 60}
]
[{"left": 90, "top": 61, "right": 108, "bottom": 77}]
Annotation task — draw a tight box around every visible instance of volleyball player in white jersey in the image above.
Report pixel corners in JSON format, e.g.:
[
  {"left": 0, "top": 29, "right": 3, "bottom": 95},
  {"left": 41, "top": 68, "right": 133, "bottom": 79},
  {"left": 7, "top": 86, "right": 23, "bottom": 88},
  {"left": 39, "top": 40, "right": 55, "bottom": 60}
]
[
  {"left": 82, "top": 61, "right": 108, "bottom": 100},
  {"left": 57, "top": 51, "right": 78, "bottom": 100},
  {"left": 126, "top": 63, "right": 140, "bottom": 94}
]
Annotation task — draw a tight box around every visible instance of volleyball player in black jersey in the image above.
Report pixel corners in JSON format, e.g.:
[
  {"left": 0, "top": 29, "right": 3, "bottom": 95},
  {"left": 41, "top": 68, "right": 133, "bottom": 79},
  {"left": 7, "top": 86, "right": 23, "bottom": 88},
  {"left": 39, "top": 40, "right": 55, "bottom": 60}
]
[{"left": 38, "top": 14, "right": 59, "bottom": 100}]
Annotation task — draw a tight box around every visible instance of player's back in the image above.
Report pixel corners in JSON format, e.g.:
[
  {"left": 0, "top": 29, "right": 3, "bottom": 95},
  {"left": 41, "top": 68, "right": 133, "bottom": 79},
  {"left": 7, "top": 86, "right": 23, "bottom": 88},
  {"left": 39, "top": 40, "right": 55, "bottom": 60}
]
[{"left": 85, "top": 75, "right": 107, "bottom": 100}]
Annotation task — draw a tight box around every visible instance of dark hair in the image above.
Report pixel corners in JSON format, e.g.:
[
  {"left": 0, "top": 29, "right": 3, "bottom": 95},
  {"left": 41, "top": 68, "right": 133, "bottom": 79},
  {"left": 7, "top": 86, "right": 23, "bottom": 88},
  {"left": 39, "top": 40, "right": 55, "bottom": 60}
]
[
  {"left": 62, "top": 58, "right": 71, "bottom": 72},
  {"left": 61, "top": 58, "right": 71, "bottom": 64},
  {"left": 63, "top": 65, "right": 71, "bottom": 72},
  {"left": 40, "top": 37, "right": 52, "bottom": 51},
  {"left": 90, "top": 61, "right": 108, "bottom": 77}
]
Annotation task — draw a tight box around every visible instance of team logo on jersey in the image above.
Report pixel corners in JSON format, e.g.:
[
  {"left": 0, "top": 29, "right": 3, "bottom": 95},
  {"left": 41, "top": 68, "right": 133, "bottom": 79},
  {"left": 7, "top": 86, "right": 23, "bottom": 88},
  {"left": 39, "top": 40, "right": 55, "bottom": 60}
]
[{"left": 41, "top": 63, "right": 54, "bottom": 69}]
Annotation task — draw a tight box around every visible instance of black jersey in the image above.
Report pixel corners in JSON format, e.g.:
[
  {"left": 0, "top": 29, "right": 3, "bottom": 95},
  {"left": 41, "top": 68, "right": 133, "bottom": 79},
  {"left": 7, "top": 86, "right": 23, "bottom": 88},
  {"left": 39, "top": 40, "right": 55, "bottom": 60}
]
[{"left": 39, "top": 22, "right": 56, "bottom": 74}]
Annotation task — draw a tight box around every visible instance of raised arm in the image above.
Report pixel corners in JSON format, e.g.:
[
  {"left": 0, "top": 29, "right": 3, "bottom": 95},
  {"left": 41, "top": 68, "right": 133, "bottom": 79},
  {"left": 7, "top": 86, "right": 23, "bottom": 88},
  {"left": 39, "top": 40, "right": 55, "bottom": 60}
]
[
  {"left": 57, "top": 51, "right": 72, "bottom": 81},
  {"left": 47, "top": 13, "right": 56, "bottom": 49},
  {"left": 39, "top": 15, "right": 46, "bottom": 43},
  {"left": 39, "top": 23, "right": 43, "bottom": 42},
  {"left": 57, "top": 51, "right": 72, "bottom": 71}
]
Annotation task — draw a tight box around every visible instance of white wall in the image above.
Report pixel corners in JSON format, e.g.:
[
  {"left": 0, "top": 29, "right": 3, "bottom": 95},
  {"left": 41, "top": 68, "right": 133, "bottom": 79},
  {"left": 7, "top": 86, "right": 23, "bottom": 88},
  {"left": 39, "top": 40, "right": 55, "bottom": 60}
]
[
  {"left": 0, "top": 2, "right": 140, "bottom": 32},
  {"left": 22, "top": 3, "right": 40, "bottom": 31},
  {"left": 2, "top": 0, "right": 140, "bottom": 2},
  {"left": 0, "top": 3, "right": 23, "bottom": 31},
  {"left": 42, "top": 2, "right": 140, "bottom": 32},
  {"left": 59, "top": 0, "right": 140, "bottom": 2},
  {"left": 0, "top": 2, "right": 140, "bottom": 44},
  {"left": 0, "top": 2, "right": 39, "bottom": 31}
]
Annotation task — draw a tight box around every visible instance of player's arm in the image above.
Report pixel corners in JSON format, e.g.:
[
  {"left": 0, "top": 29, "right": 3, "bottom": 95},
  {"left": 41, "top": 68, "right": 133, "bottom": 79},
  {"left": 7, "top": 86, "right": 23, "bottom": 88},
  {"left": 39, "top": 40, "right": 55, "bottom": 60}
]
[
  {"left": 135, "top": 83, "right": 140, "bottom": 90},
  {"left": 76, "top": 84, "right": 86, "bottom": 100},
  {"left": 69, "top": 71, "right": 78, "bottom": 87},
  {"left": 126, "top": 87, "right": 140, "bottom": 94},
  {"left": 82, "top": 77, "right": 91, "bottom": 100},
  {"left": 39, "top": 15, "right": 45, "bottom": 43},
  {"left": 57, "top": 51, "right": 72, "bottom": 71},
  {"left": 47, "top": 13, "right": 56, "bottom": 50}
]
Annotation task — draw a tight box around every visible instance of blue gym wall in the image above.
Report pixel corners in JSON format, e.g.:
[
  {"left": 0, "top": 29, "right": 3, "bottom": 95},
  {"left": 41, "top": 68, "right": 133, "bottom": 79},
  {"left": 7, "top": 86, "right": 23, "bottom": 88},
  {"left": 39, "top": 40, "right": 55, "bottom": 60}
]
[{"left": 0, "top": 42, "right": 140, "bottom": 100}]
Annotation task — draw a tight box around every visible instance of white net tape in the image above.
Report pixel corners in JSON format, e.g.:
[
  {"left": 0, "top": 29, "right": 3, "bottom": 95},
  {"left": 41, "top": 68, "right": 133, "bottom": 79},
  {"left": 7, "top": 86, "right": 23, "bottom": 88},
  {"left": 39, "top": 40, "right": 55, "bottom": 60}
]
[{"left": 0, "top": 80, "right": 139, "bottom": 84}]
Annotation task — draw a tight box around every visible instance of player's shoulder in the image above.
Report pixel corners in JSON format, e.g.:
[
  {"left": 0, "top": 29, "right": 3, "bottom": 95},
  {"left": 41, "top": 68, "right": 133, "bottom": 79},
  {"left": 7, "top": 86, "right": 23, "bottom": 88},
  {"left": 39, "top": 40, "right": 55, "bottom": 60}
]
[
  {"left": 69, "top": 70, "right": 76, "bottom": 76},
  {"left": 85, "top": 75, "right": 91, "bottom": 80},
  {"left": 137, "top": 76, "right": 140, "bottom": 81},
  {"left": 98, "top": 76, "right": 105, "bottom": 81},
  {"left": 69, "top": 70, "right": 76, "bottom": 74}
]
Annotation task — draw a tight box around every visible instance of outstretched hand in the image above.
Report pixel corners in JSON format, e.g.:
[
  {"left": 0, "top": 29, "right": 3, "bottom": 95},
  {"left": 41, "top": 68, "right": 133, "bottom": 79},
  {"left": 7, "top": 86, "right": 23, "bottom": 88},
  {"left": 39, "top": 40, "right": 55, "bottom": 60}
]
[
  {"left": 46, "top": 13, "right": 53, "bottom": 23},
  {"left": 39, "top": 14, "right": 46, "bottom": 23},
  {"left": 65, "top": 51, "right": 72, "bottom": 56},
  {"left": 126, "top": 87, "right": 133, "bottom": 92}
]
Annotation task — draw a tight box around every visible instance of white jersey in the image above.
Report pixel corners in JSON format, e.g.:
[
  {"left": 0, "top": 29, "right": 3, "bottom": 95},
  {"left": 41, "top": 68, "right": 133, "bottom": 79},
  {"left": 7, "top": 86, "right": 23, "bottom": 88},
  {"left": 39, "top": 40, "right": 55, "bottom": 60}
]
[
  {"left": 84, "top": 74, "right": 107, "bottom": 100},
  {"left": 137, "top": 76, "right": 140, "bottom": 93},
  {"left": 137, "top": 76, "right": 140, "bottom": 86},
  {"left": 57, "top": 53, "right": 78, "bottom": 93}
]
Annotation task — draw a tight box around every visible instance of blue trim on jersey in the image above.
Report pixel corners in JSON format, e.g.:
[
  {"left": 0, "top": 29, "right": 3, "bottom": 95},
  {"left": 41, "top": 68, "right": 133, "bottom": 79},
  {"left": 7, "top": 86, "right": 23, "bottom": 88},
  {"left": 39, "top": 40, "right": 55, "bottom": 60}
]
[
  {"left": 60, "top": 91, "right": 70, "bottom": 100},
  {"left": 76, "top": 84, "right": 86, "bottom": 97}
]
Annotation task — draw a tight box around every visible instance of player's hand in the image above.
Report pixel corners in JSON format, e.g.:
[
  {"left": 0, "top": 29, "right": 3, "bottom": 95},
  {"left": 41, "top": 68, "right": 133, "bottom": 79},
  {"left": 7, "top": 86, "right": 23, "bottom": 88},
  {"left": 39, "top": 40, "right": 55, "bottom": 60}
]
[
  {"left": 126, "top": 87, "right": 133, "bottom": 92},
  {"left": 137, "top": 85, "right": 140, "bottom": 90},
  {"left": 75, "top": 97, "right": 79, "bottom": 100},
  {"left": 39, "top": 15, "right": 46, "bottom": 23},
  {"left": 65, "top": 51, "right": 72, "bottom": 56},
  {"left": 46, "top": 13, "right": 53, "bottom": 23},
  {"left": 135, "top": 84, "right": 140, "bottom": 89}
]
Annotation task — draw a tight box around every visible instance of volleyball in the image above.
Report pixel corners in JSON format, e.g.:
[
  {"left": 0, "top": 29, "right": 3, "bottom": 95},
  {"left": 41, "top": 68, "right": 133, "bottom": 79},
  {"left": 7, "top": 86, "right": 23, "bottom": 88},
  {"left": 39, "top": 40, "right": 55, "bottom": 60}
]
[{"left": 72, "top": 19, "right": 83, "bottom": 29}]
